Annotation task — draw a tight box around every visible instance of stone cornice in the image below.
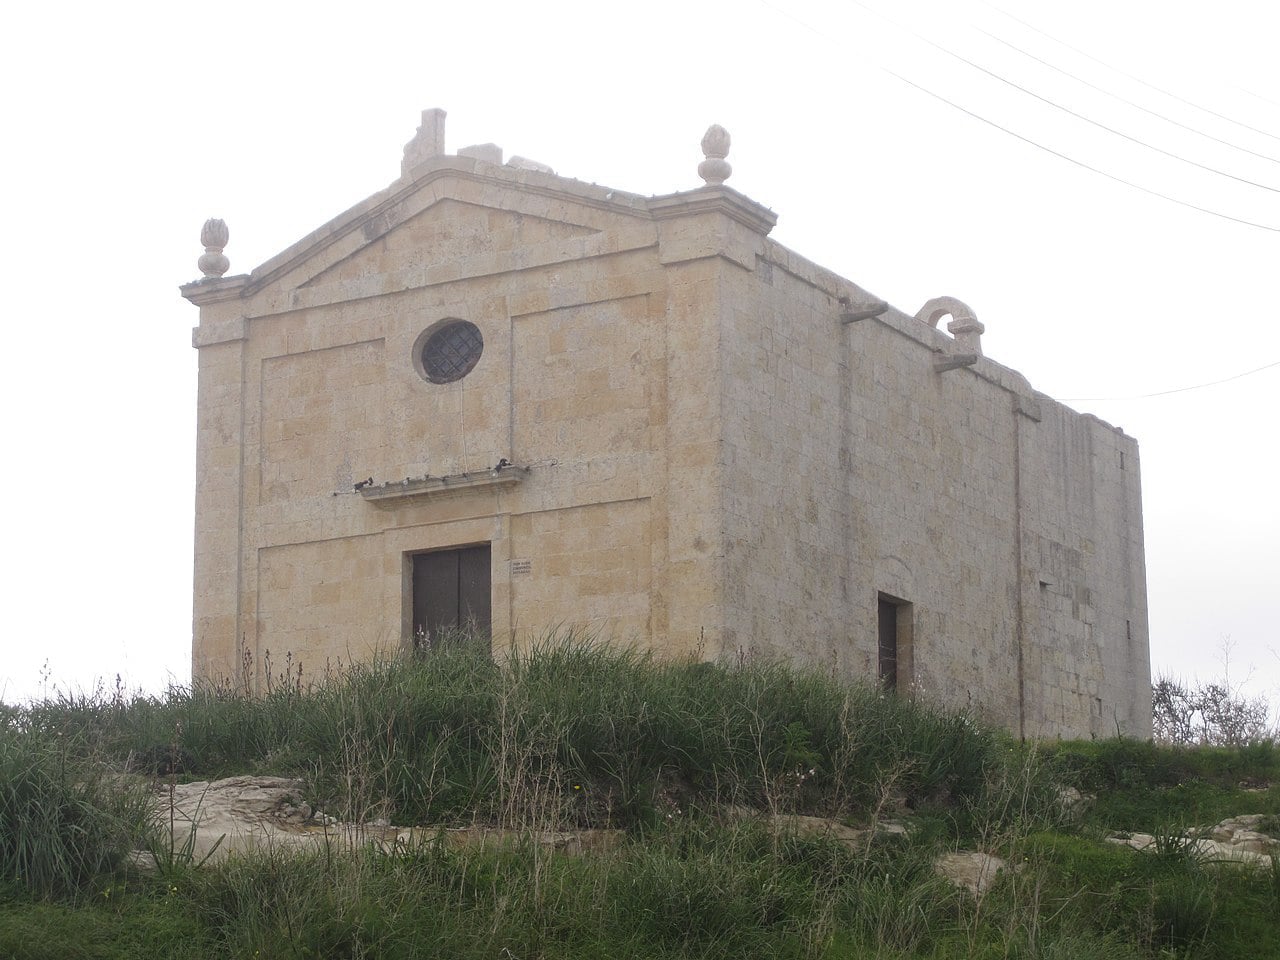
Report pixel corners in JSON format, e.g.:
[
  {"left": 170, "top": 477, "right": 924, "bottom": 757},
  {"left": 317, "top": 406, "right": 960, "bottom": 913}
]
[
  {"left": 357, "top": 467, "right": 527, "bottom": 506},
  {"left": 647, "top": 185, "right": 777, "bottom": 236},
  {"left": 181, "top": 275, "right": 251, "bottom": 306},
  {"left": 183, "top": 164, "right": 779, "bottom": 311}
]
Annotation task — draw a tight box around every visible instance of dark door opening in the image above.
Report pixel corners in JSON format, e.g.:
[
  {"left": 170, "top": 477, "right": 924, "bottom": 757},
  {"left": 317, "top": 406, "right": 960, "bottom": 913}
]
[
  {"left": 412, "top": 545, "right": 491, "bottom": 648},
  {"left": 877, "top": 593, "right": 913, "bottom": 692},
  {"left": 878, "top": 597, "right": 899, "bottom": 690}
]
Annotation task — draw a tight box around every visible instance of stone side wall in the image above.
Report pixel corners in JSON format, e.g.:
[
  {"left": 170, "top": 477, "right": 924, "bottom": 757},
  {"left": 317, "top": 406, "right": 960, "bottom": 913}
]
[
  {"left": 1019, "top": 405, "right": 1151, "bottom": 738},
  {"left": 717, "top": 256, "right": 854, "bottom": 669},
  {"left": 713, "top": 240, "right": 1149, "bottom": 738}
]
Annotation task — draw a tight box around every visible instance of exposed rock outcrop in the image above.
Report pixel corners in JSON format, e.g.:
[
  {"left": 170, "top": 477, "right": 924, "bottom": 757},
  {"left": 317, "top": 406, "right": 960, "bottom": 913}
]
[
  {"left": 135, "top": 776, "right": 622, "bottom": 868},
  {"left": 1107, "top": 815, "right": 1278, "bottom": 868},
  {"left": 934, "top": 851, "right": 1011, "bottom": 896}
]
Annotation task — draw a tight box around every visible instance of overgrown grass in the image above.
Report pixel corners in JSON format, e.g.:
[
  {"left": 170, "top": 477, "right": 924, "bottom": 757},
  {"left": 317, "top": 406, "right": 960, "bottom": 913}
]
[
  {"left": 1043, "top": 737, "right": 1280, "bottom": 831},
  {"left": 16, "top": 637, "right": 1028, "bottom": 834},
  {"left": 0, "top": 726, "right": 152, "bottom": 897},
  {"left": 3, "top": 637, "right": 1278, "bottom": 958},
  {"left": 4, "top": 817, "right": 1275, "bottom": 959},
  {"left": 3, "top": 824, "right": 915, "bottom": 959}
]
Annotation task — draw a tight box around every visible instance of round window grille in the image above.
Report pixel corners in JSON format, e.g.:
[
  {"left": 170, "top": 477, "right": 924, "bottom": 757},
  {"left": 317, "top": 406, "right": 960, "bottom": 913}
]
[{"left": 419, "top": 320, "right": 483, "bottom": 384}]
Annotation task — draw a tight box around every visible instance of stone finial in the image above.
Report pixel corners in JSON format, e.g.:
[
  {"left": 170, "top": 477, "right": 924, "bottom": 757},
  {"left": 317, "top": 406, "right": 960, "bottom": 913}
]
[
  {"left": 198, "top": 219, "right": 230, "bottom": 279},
  {"left": 403, "top": 108, "right": 447, "bottom": 176},
  {"left": 698, "top": 124, "right": 732, "bottom": 185}
]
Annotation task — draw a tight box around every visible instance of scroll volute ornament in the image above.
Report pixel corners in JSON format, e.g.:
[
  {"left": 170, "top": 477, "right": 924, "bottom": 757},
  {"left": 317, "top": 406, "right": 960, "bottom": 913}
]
[
  {"left": 916, "top": 296, "right": 985, "bottom": 371},
  {"left": 916, "top": 296, "right": 985, "bottom": 356},
  {"left": 198, "top": 218, "right": 230, "bottom": 279},
  {"left": 698, "top": 124, "right": 732, "bottom": 185}
]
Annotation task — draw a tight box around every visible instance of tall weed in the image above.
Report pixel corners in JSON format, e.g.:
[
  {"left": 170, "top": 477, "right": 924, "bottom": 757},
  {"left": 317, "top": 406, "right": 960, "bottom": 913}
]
[
  {"left": 0, "top": 726, "right": 151, "bottom": 897},
  {"left": 6, "top": 635, "right": 1043, "bottom": 834}
]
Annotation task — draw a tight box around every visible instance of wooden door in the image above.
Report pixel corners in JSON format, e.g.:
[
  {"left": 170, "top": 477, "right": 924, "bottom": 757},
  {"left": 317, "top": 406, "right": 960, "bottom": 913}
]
[
  {"left": 877, "top": 597, "right": 898, "bottom": 690},
  {"left": 412, "top": 545, "right": 491, "bottom": 647}
]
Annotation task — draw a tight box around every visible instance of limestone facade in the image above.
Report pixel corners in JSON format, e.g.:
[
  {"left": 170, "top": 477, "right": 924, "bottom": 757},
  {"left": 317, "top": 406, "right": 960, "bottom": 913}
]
[{"left": 183, "top": 110, "right": 1151, "bottom": 739}]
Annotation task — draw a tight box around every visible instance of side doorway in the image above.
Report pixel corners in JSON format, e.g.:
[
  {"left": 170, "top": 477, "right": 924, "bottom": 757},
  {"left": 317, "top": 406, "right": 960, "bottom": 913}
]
[
  {"left": 877, "top": 592, "right": 913, "bottom": 692},
  {"left": 411, "top": 545, "right": 491, "bottom": 648}
]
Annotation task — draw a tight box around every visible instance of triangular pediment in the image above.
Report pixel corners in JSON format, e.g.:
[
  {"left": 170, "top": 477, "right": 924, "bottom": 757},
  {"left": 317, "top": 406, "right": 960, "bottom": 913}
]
[
  {"left": 184, "top": 151, "right": 779, "bottom": 315},
  {"left": 238, "top": 159, "right": 657, "bottom": 302},
  {"left": 301, "top": 198, "right": 597, "bottom": 288}
]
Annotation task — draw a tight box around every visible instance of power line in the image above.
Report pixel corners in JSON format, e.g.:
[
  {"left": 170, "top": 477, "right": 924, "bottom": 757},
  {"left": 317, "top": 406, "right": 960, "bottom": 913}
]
[
  {"left": 851, "top": 0, "right": 1280, "bottom": 195},
  {"left": 1233, "top": 85, "right": 1280, "bottom": 111},
  {"left": 751, "top": 0, "right": 1280, "bottom": 397},
  {"left": 1061, "top": 358, "right": 1280, "bottom": 401},
  {"left": 979, "top": 27, "right": 1280, "bottom": 169},
  {"left": 755, "top": 0, "right": 1280, "bottom": 232},
  {"left": 1237, "top": 86, "right": 1280, "bottom": 111},
  {"left": 883, "top": 69, "right": 1280, "bottom": 234},
  {"left": 983, "top": 1, "right": 1280, "bottom": 145}
]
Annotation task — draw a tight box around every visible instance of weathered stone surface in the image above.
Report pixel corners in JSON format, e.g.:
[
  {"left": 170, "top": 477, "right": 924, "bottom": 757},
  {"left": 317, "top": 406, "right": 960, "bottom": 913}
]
[
  {"left": 506, "top": 155, "right": 554, "bottom": 174},
  {"left": 184, "top": 110, "right": 1151, "bottom": 741},
  {"left": 1107, "top": 817, "right": 1278, "bottom": 867},
  {"left": 197, "top": 219, "right": 230, "bottom": 279},
  {"left": 139, "top": 776, "right": 623, "bottom": 865},
  {"left": 402, "top": 108, "right": 446, "bottom": 176},
  {"left": 146, "top": 776, "right": 317, "bottom": 862},
  {"left": 1201, "top": 814, "right": 1279, "bottom": 845},
  {"left": 698, "top": 124, "right": 732, "bottom": 185},
  {"left": 769, "top": 814, "right": 909, "bottom": 847},
  {"left": 458, "top": 143, "right": 502, "bottom": 165},
  {"left": 934, "top": 851, "right": 1010, "bottom": 896},
  {"left": 1057, "top": 786, "right": 1093, "bottom": 821}
]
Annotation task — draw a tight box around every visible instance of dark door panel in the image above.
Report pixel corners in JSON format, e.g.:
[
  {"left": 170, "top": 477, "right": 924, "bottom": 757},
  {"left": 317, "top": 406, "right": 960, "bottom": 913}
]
[
  {"left": 412, "top": 545, "right": 491, "bottom": 647},
  {"left": 458, "top": 546, "right": 492, "bottom": 633},
  {"left": 878, "top": 597, "right": 898, "bottom": 690}
]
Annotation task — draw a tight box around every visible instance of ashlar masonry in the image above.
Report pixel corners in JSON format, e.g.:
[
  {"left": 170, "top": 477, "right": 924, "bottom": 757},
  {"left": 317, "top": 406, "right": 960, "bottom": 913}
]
[{"left": 183, "top": 109, "right": 1152, "bottom": 739}]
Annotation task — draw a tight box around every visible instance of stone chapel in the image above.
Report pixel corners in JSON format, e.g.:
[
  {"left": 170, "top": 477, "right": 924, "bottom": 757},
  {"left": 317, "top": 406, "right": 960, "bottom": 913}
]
[{"left": 183, "top": 109, "right": 1152, "bottom": 739}]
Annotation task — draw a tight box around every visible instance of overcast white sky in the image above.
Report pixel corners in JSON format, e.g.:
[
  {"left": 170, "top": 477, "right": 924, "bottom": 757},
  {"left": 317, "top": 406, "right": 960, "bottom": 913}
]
[{"left": 2, "top": 0, "right": 1276, "bottom": 716}]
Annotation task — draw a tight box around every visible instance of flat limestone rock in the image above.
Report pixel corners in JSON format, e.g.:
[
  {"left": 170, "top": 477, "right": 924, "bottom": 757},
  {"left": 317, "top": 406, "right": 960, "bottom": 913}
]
[
  {"left": 771, "top": 815, "right": 869, "bottom": 844},
  {"left": 148, "top": 776, "right": 316, "bottom": 862},
  {"left": 138, "top": 775, "right": 622, "bottom": 866},
  {"left": 1106, "top": 822, "right": 1277, "bottom": 868},
  {"left": 725, "top": 810, "right": 911, "bottom": 848},
  {"left": 935, "top": 851, "right": 1009, "bottom": 896}
]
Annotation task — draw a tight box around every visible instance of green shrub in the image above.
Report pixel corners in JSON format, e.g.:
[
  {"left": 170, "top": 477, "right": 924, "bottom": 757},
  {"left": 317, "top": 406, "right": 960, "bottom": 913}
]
[
  {"left": 1022, "top": 830, "right": 1140, "bottom": 889},
  {"left": 0, "top": 727, "right": 151, "bottom": 897},
  {"left": 1044, "top": 738, "right": 1280, "bottom": 831},
  {"left": 1149, "top": 874, "right": 1217, "bottom": 950}
]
